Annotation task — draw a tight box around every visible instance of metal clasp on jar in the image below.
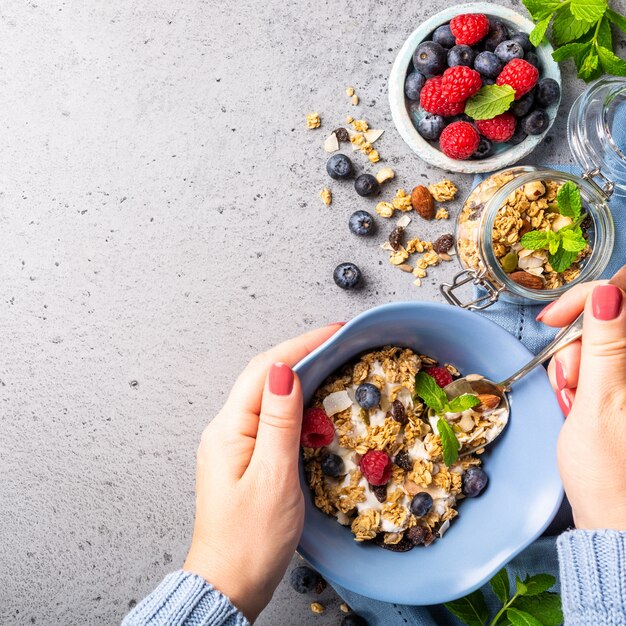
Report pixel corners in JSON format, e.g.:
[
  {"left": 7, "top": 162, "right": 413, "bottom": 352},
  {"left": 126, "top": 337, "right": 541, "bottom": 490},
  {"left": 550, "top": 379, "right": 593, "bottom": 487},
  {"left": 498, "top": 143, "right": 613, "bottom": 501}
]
[
  {"left": 582, "top": 168, "right": 614, "bottom": 200},
  {"left": 440, "top": 269, "right": 504, "bottom": 311}
]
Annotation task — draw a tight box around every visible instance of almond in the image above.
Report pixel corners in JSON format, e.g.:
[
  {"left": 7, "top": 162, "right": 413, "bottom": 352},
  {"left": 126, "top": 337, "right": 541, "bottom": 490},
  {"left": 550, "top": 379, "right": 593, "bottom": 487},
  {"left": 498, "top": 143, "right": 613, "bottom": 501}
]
[
  {"left": 403, "top": 479, "right": 420, "bottom": 496},
  {"left": 476, "top": 393, "right": 501, "bottom": 411},
  {"left": 411, "top": 185, "right": 435, "bottom": 220},
  {"left": 509, "top": 270, "right": 543, "bottom": 290}
]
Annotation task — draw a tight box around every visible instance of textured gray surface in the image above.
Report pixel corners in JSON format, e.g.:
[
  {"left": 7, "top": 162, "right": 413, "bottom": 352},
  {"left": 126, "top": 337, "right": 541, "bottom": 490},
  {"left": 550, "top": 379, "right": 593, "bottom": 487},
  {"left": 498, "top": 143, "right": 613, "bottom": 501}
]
[{"left": 1, "top": 1, "right": 623, "bottom": 625}]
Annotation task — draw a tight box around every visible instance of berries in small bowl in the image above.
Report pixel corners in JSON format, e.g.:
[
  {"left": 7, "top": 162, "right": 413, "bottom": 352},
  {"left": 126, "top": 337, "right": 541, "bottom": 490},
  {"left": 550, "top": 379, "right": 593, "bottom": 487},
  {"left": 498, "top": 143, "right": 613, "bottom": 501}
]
[{"left": 389, "top": 4, "right": 561, "bottom": 173}]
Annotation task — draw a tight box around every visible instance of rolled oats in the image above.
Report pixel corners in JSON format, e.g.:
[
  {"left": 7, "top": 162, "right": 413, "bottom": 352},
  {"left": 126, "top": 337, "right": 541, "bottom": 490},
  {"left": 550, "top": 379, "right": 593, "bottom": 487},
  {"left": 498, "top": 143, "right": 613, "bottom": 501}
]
[
  {"left": 435, "top": 207, "right": 449, "bottom": 220},
  {"left": 428, "top": 179, "right": 458, "bottom": 202},
  {"left": 306, "top": 112, "right": 321, "bottom": 129},
  {"left": 320, "top": 187, "right": 332, "bottom": 206}
]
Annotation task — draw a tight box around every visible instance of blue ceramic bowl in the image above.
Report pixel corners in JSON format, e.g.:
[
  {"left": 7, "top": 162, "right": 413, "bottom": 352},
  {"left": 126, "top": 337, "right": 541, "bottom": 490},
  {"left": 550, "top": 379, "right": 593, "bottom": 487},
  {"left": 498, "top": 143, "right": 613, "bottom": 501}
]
[{"left": 294, "top": 301, "right": 563, "bottom": 605}]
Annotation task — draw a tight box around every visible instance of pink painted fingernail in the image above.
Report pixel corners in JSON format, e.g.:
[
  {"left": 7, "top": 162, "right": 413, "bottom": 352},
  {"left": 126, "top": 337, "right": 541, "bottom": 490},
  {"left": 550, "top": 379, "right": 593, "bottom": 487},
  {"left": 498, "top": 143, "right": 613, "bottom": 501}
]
[
  {"left": 555, "top": 359, "right": 567, "bottom": 391},
  {"left": 268, "top": 362, "right": 294, "bottom": 396},
  {"left": 557, "top": 387, "right": 574, "bottom": 417},
  {"left": 591, "top": 285, "right": 623, "bottom": 321},
  {"left": 536, "top": 300, "right": 557, "bottom": 322},
  {"left": 327, "top": 321, "right": 346, "bottom": 327}
]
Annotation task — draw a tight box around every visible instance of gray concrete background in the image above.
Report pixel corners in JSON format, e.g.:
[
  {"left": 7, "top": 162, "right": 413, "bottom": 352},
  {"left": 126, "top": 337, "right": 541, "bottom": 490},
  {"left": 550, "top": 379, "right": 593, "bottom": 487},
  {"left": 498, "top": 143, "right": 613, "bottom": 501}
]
[{"left": 1, "top": 1, "right": 624, "bottom": 624}]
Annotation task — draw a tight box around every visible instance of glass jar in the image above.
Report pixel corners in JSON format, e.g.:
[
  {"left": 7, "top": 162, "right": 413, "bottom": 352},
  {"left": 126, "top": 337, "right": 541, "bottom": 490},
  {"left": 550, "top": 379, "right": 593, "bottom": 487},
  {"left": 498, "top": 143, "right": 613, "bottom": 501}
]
[{"left": 441, "top": 78, "right": 626, "bottom": 310}]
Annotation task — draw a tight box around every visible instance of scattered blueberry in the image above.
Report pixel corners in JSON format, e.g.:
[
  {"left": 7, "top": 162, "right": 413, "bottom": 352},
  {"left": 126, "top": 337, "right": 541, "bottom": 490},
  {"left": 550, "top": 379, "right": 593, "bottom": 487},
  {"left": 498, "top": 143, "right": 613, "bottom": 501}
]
[
  {"left": 521, "top": 108, "right": 549, "bottom": 135},
  {"left": 509, "top": 125, "right": 528, "bottom": 145},
  {"left": 509, "top": 31, "right": 532, "bottom": 52},
  {"left": 474, "top": 51, "right": 502, "bottom": 78},
  {"left": 341, "top": 615, "right": 368, "bottom": 626},
  {"left": 524, "top": 51, "right": 541, "bottom": 70},
  {"left": 404, "top": 70, "right": 426, "bottom": 100},
  {"left": 432, "top": 24, "right": 456, "bottom": 48},
  {"left": 535, "top": 78, "right": 560, "bottom": 107},
  {"left": 326, "top": 154, "right": 354, "bottom": 180},
  {"left": 412, "top": 41, "right": 447, "bottom": 77},
  {"left": 348, "top": 210, "right": 375, "bottom": 236},
  {"left": 355, "top": 383, "right": 381, "bottom": 409},
  {"left": 510, "top": 91, "right": 534, "bottom": 117},
  {"left": 462, "top": 467, "right": 489, "bottom": 497},
  {"left": 484, "top": 20, "right": 509, "bottom": 51},
  {"left": 354, "top": 174, "right": 380, "bottom": 197},
  {"left": 447, "top": 45, "right": 476, "bottom": 68},
  {"left": 417, "top": 114, "right": 446, "bottom": 140},
  {"left": 473, "top": 137, "right": 494, "bottom": 159},
  {"left": 289, "top": 566, "right": 327, "bottom": 594},
  {"left": 321, "top": 453, "right": 345, "bottom": 477},
  {"left": 333, "top": 262, "right": 362, "bottom": 290},
  {"left": 482, "top": 76, "right": 496, "bottom": 85},
  {"left": 410, "top": 492, "right": 434, "bottom": 517},
  {"left": 494, "top": 40, "right": 524, "bottom": 63}
]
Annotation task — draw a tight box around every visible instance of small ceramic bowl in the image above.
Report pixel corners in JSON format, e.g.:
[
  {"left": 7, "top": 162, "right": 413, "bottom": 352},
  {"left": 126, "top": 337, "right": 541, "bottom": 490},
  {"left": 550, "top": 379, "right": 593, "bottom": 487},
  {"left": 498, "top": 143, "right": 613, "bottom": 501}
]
[
  {"left": 388, "top": 3, "right": 561, "bottom": 174},
  {"left": 294, "top": 301, "right": 563, "bottom": 605}
]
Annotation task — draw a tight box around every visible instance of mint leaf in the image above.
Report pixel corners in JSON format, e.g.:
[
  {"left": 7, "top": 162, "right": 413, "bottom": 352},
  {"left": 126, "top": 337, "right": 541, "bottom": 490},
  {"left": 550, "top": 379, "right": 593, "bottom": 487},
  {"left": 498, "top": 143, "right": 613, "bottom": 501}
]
[
  {"left": 507, "top": 608, "right": 544, "bottom": 626},
  {"left": 465, "top": 85, "right": 516, "bottom": 121},
  {"left": 579, "top": 49, "right": 601, "bottom": 80},
  {"left": 490, "top": 568, "right": 510, "bottom": 604},
  {"left": 560, "top": 229, "right": 587, "bottom": 252},
  {"left": 445, "top": 590, "right": 488, "bottom": 626},
  {"left": 523, "top": 0, "right": 561, "bottom": 20},
  {"left": 607, "top": 7, "right": 626, "bottom": 33},
  {"left": 437, "top": 417, "right": 460, "bottom": 466},
  {"left": 597, "top": 16, "right": 613, "bottom": 48},
  {"left": 529, "top": 15, "right": 552, "bottom": 46},
  {"left": 447, "top": 394, "right": 481, "bottom": 413},
  {"left": 548, "top": 235, "right": 561, "bottom": 256},
  {"left": 552, "top": 41, "right": 591, "bottom": 62},
  {"left": 522, "top": 573, "right": 557, "bottom": 596},
  {"left": 570, "top": 0, "right": 607, "bottom": 22},
  {"left": 414, "top": 371, "right": 448, "bottom": 413},
  {"left": 557, "top": 181, "right": 583, "bottom": 218},
  {"left": 549, "top": 247, "right": 578, "bottom": 272},
  {"left": 514, "top": 592, "right": 563, "bottom": 626},
  {"left": 520, "top": 230, "right": 550, "bottom": 250},
  {"left": 552, "top": 5, "right": 595, "bottom": 45},
  {"left": 597, "top": 45, "right": 626, "bottom": 76},
  {"left": 516, "top": 575, "right": 529, "bottom": 596}
]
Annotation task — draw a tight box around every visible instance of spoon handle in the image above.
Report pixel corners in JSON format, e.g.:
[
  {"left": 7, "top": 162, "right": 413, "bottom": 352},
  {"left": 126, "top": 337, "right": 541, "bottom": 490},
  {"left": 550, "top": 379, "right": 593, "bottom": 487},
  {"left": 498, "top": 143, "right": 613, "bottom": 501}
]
[{"left": 498, "top": 312, "right": 584, "bottom": 390}]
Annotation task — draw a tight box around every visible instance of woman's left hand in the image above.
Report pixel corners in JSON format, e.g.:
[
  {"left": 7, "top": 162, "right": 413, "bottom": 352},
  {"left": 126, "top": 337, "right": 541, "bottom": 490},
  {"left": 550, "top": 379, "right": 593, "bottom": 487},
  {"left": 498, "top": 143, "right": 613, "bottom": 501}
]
[{"left": 183, "top": 323, "right": 343, "bottom": 623}]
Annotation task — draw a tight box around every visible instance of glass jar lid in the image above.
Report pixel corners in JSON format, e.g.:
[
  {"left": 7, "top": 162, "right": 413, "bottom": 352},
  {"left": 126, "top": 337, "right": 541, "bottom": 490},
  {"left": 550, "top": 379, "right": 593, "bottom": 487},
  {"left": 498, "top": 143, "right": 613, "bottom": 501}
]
[{"left": 568, "top": 77, "right": 626, "bottom": 198}]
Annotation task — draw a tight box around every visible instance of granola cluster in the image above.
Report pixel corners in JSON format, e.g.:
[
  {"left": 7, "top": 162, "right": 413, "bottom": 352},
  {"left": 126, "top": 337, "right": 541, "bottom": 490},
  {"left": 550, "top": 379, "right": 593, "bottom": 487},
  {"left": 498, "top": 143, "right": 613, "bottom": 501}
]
[{"left": 302, "top": 347, "right": 503, "bottom": 549}]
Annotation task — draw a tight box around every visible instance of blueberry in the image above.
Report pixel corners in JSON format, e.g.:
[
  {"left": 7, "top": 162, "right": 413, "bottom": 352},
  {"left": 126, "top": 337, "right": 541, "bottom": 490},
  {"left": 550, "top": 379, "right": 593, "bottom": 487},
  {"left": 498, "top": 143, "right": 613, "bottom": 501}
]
[
  {"left": 341, "top": 615, "right": 368, "bottom": 626},
  {"left": 474, "top": 51, "right": 503, "bottom": 78},
  {"left": 348, "top": 210, "right": 375, "bottom": 236},
  {"left": 289, "top": 566, "right": 327, "bottom": 594},
  {"left": 417, "top": 114, "right": 446, "bottom": 140},
  {"left": 482, "top": 76, "right": 496, "bottom": 85},
  {"left": 510, "top": 92, "right": 534, "bottom": 117},
  {"left": 447, "top": 45, "right": 476, "bottom": 68},
  {"left": 326, "top": 154, "right": 354, "bottom": 180},
  {"left": 413, "top": 41, "right": 447, "bottom": 77},
  {"left": 333, "top": 262, "right": 362, "bottom": 290},
  {"left": 509, "top": 31, "right": 532, "bottom": 52},
  {"left": 321, "top": 453, "right": 345, "bottom": 477},
  {"left": 404, "top": 70, "right": 426, "bottom": 100},
  {"left": 521, "top": 109, "right": 549, "bottom": 135},
  {"left": 494, "top": 40, "right": 524, "bottom": 63},
  {"left": 354, "top": 174, "right": 380, "bottom": 197},
  {"left": 355, "top": 383, "right": 381, "bottom": 409},
  {"left": 462, "top": 467, "right": 489, "bottom": 497},
  {"left": 524, "top": 51, "right": 541, "bottom": 70},
  {"left": 432, "top": 24, "right": 456, "bottom": 48},
  {"left": 509, "top": 125, "right": 528, "bottom": 145},
  {"left": 410, "top": 492, "right": 434, "bottom": 517},
  {"left": 535, "top": 78, "right": 561, "bottom": 107},
  {"left": 473, "top": 137, "right": 494, "bottom": 159},
  {"left": 484, "top": 20, "right": 509, "bottom": 51}
]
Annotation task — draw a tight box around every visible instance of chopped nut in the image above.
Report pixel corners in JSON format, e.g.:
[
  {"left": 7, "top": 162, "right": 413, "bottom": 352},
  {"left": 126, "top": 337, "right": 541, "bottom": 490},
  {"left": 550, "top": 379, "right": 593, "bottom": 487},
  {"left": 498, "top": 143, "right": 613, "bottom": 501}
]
[
  {"left": 368, "top": 149, "right": 380, "bottom": 163},
  {"left": 320, "top": 188, "right": 332, "bottom": 206},
  {"left": 345, "top": 115, "right": 354, "bottom": 124},
  {"left": 340, "top": 603, "right": 351, "bottom": 614},
  {"left": 435, "top": 207, "right": 449, "bottom": 220},
  {"left": 411, "top": 186, "right": 435, "bottom": 220},
  {"left": 353, "top": 119, "right": 369, "bottom": 132},
  {"left": 346, "top": 87, "right": 355, "bottom": 97},
  {"left": 364, "top": 128, "right": 384, "bottom": 143},
  {"left": 310, "top": 602, "right": 325, "bottom": 615},
  {"left": 428, "top": 180, "right": 458, "bottom": 202},
  {"left": 375, "top": 167, "right": 395, "bottom": 184},
  {"left": 509, "top": 270, "right": 544, "bottom": 290},
  {"left": 323, "top": 133, "right": 339, "bottom": 153},
  {"left": 376, "top": 201, "right": 394, "bottom": 218},
  {"left": 523, "top": 181, "right": 545, "bottom": 200},
  {"left": 306, "top": 112, "right": 321, "bottom": 129},
  {"left": 414, "top": 278, "right": 422, "bottom": 286},
  {"left": 438, "top": 252, "right": 452, "bottom": 261},
  {"left": 351, "top": 94, "right": 359, "bottom": 105},
  {"left": 397, "top": 263, "right": 414, "bottom": 273}
]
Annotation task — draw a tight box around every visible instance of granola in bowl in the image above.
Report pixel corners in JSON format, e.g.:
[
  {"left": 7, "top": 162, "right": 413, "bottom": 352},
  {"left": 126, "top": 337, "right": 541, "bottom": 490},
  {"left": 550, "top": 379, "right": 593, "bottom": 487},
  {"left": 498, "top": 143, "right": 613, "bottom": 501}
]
[{"left": 301, "top": 346, "right": 507, "bottom": 550}]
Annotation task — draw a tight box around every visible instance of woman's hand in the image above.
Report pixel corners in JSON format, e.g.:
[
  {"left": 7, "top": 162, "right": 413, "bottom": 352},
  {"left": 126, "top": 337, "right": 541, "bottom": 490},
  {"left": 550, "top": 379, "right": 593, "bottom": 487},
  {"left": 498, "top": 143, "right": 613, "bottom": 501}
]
[
  {"left": 183, "top": 324, "right": 343, "bottom": 622},
  {"left": 539, "top": 282, "right": 626, "bottom": 531}
]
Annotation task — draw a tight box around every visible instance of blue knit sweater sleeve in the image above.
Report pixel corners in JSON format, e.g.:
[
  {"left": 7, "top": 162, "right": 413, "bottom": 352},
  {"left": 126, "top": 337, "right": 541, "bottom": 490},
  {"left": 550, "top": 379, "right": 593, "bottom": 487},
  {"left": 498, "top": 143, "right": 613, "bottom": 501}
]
[
  {"left": 557, "top": 529, "right": 626, "bottom": 626},
  {"left": 122, "top": 571, "right": 249, "bottom": 626}
]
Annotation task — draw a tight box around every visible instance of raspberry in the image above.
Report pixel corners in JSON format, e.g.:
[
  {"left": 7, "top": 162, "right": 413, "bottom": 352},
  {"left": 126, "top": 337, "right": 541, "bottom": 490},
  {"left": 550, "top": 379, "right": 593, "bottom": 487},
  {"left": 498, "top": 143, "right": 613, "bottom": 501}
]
[
  {"left": 450, "top": 14, "right": 490, "bottom": 46},
  {"left": 496, "top": 58, "right": 539, "bottom": 100},
  {"left": 359, "top": 450, "right": 392, "bottom": 486},
  {"left": 301, "top": 407, "right": 334, "bottom": 448},
  {"left": 441, "top": 66, "right": 482, "bottom": 103},
  {"left": 420, "top": 77, "right": 466, "bottom": 117},
  {"left": 438, "top": 121, "right": 480, "bottom": 160},
  {"left": 425, "top": 366, "right": 453, "bottom": 388},
  {"left": 475, "top": 112, "right": 516, "bottom": 142}
]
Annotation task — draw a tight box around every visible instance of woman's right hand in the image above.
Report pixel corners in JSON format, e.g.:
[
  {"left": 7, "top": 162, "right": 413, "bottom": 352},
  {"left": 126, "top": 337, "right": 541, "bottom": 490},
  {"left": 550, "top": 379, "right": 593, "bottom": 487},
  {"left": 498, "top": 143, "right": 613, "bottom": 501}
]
[{"left": 539, "top": 281, "right": 626, "bottom": 531}]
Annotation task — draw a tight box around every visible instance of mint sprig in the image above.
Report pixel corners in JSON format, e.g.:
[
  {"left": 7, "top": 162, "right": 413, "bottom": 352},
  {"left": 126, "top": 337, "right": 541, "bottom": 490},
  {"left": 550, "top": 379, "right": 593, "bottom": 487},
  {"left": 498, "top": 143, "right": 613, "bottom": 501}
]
[
  {"left": 464, "top": 85, "right": 516, "bottom": 120},
  {"left": 523, "top": 0, "right": 626, "bottom": 81},
  {"left": 414, "top": 371, "right": 480, "bottom": 466},
  {"left": 445, "top": 568, "right": 563, "bottom": 626},
  {"left": 519, "top": 181, "right": 587, "bottom": 273}
]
